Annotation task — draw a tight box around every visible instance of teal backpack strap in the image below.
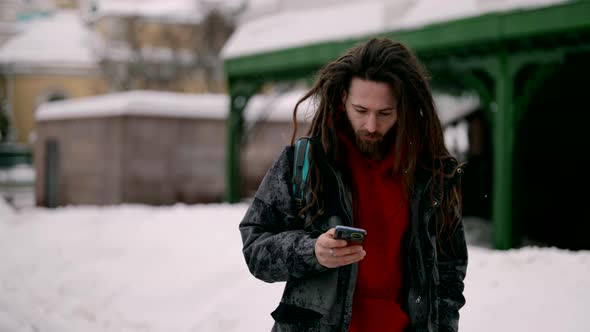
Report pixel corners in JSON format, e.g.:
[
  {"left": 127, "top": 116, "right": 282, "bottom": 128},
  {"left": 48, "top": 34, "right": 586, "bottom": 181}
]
[{"left": 292, "top": 137, "right": 312, "bottom": 209}]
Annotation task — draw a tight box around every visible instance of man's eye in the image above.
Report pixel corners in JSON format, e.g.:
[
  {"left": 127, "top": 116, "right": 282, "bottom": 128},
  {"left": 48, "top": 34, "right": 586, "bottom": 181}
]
[
  {"left": 380, "top": 112, "right": 394, "bottom": 116},
  {"left": 355, "top": 108, "right": 367, "bottom": 113}
]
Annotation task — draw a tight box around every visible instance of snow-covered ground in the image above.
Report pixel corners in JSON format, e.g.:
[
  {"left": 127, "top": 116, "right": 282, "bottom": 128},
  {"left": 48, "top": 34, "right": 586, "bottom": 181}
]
[{"left": 0, "top": 201, "right": 588, "bottom": 332}]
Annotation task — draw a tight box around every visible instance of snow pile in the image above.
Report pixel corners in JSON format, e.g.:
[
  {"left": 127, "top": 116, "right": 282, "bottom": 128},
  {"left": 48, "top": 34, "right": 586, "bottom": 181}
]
[
  {"left": 0, "top": 197, "right": 15, "bottom": 222},
  {"left": 0, "top": 164, "right": 35, "bottom": 184},
  {"left": 461, "top": 246, "right": 590, "bottom": 332}
]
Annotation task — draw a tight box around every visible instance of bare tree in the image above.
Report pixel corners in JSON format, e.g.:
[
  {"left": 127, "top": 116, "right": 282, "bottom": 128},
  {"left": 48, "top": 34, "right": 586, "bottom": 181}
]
[
  {"left": 94, "top": 6, "right": 236, "bottom": 93},
  {"left": 198, "top": 9, "right": 235, "bottom": 91}
]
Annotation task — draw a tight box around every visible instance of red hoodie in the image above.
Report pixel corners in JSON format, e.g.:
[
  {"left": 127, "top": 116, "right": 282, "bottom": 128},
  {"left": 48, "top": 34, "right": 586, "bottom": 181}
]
[{"left": 338, "top": 130, "right": 410, "bottom": 332}]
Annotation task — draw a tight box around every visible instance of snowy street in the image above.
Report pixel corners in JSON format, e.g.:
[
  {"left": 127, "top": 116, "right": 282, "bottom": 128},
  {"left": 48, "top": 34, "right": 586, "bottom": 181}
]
[{"left": 0, "top": 201, "right": 589, "bottom": 332}]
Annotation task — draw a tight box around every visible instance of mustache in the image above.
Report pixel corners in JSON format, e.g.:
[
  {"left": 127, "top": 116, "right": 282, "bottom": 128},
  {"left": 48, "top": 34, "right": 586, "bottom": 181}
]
[{"left": 358, "top": 130, "right": 383, "bottom": 139}]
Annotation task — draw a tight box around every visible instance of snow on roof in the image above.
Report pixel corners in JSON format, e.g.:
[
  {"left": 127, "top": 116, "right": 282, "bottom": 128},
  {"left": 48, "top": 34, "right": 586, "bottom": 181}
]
[
  {"left": 221, "top": 0, "right": 387, "bottom": 59},
  {"left": 36, "top": 91, "right": 229, "bottom": 121},
  {"left": 35, "top": 88, "right": 477, "bottom": 126},
  {"left": 96, "top": 0, "right": 245, "bottom": 23},
  {"left": 35, "top": 90, "right": 313, "bottom": 123},
  {"left": 246, "top": 88, "right": 315, "bottom": 123},
  {"left": 0, "top": 10, "right": 96, "bottom": 68},
  {"left": 221, "top": 0, "right": 571, "bottom": 59},
  {"left": 394, "top": 0, "right": 570, "bottom": 30},
  {"left": 434, "top": 93, "right": 480, "bottom": 125}
]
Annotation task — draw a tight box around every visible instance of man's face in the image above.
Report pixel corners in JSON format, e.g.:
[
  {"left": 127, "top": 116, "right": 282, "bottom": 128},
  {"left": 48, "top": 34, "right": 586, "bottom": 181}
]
[{"left": 342, "top": 77, "right": 398, "bottom": 158}]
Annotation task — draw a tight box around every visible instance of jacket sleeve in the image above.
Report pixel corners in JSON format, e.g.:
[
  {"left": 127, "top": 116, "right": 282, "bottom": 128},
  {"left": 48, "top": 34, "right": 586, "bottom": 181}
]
[
  {"left": 437, "top": 209, "right": 468, "bottom": 332},
  {"left": 239, "top": 147, "right": 328, "bottom": 283}
]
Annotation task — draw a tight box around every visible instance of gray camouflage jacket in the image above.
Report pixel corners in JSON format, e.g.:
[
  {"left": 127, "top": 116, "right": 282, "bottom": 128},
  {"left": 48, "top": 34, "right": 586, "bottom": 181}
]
[{"left": 239, "top": 144, "right": 467, "bottom": 332}]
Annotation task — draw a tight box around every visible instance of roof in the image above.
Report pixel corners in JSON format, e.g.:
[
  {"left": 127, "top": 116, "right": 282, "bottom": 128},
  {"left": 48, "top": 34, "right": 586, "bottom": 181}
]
[
  {"left": 221, "top": 0, "right": 391, "bottom": 59},
  {"left": 36, "top": 91, "right": 229, "bottom": 121},
  {"left": 34, "top": 90, "right": 313, "bottom": 123},
  {"left": 394, "top": 0, "right": 571, "bottom": 31},
  {"left": 223, "top": 0, "right": 588, "bottom": 81},
  {"left": 35, "top": 89, "right": 476, "bottom": 126},
  {"left": 0, "top": 10, "right": 97, "bottom": 68},
  {"left": 221, "top": 0, "right": 570, "bottom": 60}
]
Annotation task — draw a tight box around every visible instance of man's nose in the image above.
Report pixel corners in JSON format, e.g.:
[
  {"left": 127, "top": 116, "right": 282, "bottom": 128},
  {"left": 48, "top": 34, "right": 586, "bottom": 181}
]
[{"left": 366, "top": 113, "right": 377, "bottom": 133}]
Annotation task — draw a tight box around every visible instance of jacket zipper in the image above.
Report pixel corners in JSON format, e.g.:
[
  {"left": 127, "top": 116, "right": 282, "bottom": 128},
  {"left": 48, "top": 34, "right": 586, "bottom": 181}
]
[
  {"left": 323, "top": 162, "right": 356, "bottom": 332},
  {"left": 412, "top": 175, "right": 433, "bottom": 297}
]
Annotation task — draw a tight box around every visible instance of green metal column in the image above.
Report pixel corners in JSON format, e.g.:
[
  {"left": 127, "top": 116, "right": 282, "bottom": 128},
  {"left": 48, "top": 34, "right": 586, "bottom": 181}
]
[
  {"left": 226, "top": 94, "right": 247, "bottom": 203},
  {"left": 225, "top": 82, "right": 260, "bottom": 203},
  {"left": 492, "top": 50, "right": 516, "bottom": 250}
]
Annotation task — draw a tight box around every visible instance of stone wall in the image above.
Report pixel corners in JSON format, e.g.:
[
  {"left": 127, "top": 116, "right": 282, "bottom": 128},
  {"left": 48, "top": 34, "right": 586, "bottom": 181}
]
[{"left": 35, "top": 115, "right": 309, "bottom": 206}]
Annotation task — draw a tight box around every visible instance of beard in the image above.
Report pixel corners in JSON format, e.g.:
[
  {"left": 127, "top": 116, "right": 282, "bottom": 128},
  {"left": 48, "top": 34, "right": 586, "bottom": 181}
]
[{"left": 354, "top": 127, "right": 396, "bottom": 161}]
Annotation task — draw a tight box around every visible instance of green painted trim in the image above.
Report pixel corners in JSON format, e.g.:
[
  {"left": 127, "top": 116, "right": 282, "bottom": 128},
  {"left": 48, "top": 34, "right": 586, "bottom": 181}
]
[
  {"left": 224, "top": 39, "right": 359, "bottom": 79},
  {"left": 461, "top": 70, "right": 495, "bottom": 128},
  {"left": 509, "top": 49, "right": 566, "bottom": 77},
  {"left": 500, "top": 1, "right": 590, "bottom": 39},
  {"left": 462, "top": 71, "right": 494, "bottom": 104}
]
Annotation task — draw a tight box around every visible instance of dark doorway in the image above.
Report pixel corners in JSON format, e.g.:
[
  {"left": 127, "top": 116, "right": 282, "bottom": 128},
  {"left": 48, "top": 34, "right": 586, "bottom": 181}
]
[
  {"left": 514, "top": 52, "right": 590, "bottom": 250},
  {"left": 461, "top": 108, "right": 494, "bottom": 220}
]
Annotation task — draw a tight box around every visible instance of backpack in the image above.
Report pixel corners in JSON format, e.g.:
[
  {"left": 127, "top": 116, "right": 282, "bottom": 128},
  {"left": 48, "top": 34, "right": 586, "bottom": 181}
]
[{"left": 292, "top": 137, "right": 312, "bottom": 210}]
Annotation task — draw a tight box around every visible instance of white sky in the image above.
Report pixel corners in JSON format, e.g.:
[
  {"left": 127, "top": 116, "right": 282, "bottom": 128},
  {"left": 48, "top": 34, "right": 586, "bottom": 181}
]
[{"left": 0, "top": 200, "right": 589, "bottom": 331}]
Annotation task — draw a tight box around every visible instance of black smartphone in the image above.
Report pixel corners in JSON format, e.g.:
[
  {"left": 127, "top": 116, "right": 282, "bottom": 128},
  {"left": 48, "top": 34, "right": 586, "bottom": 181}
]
[{"left": 334, "top": 225, "right": 367, "bottom": 244}]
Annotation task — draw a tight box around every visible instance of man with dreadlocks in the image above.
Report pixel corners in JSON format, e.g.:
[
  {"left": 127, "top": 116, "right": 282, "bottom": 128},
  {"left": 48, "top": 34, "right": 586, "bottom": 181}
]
[{"left": 239, "top": 37, "right": 467, "bottom": 332}]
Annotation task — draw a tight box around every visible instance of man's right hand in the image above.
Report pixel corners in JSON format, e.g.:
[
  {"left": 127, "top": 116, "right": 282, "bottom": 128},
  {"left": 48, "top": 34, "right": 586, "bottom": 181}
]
[{"left": 314, "top": 228, "right": 366, "bottom": 268}]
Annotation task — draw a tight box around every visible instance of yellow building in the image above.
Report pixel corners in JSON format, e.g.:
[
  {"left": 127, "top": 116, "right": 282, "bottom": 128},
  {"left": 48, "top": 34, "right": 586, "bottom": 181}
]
[
  {"left": 0, "top": 1, "right": 236, "bottom": 145},
  {"left": 0, "top": 10, "right": 107, "bottom": 144}
]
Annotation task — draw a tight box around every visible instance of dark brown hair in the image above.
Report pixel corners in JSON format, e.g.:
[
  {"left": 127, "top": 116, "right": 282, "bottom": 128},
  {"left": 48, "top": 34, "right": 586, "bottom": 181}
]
[{"left": 291, "top": 37, "right": 463, "bottom": 243}]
